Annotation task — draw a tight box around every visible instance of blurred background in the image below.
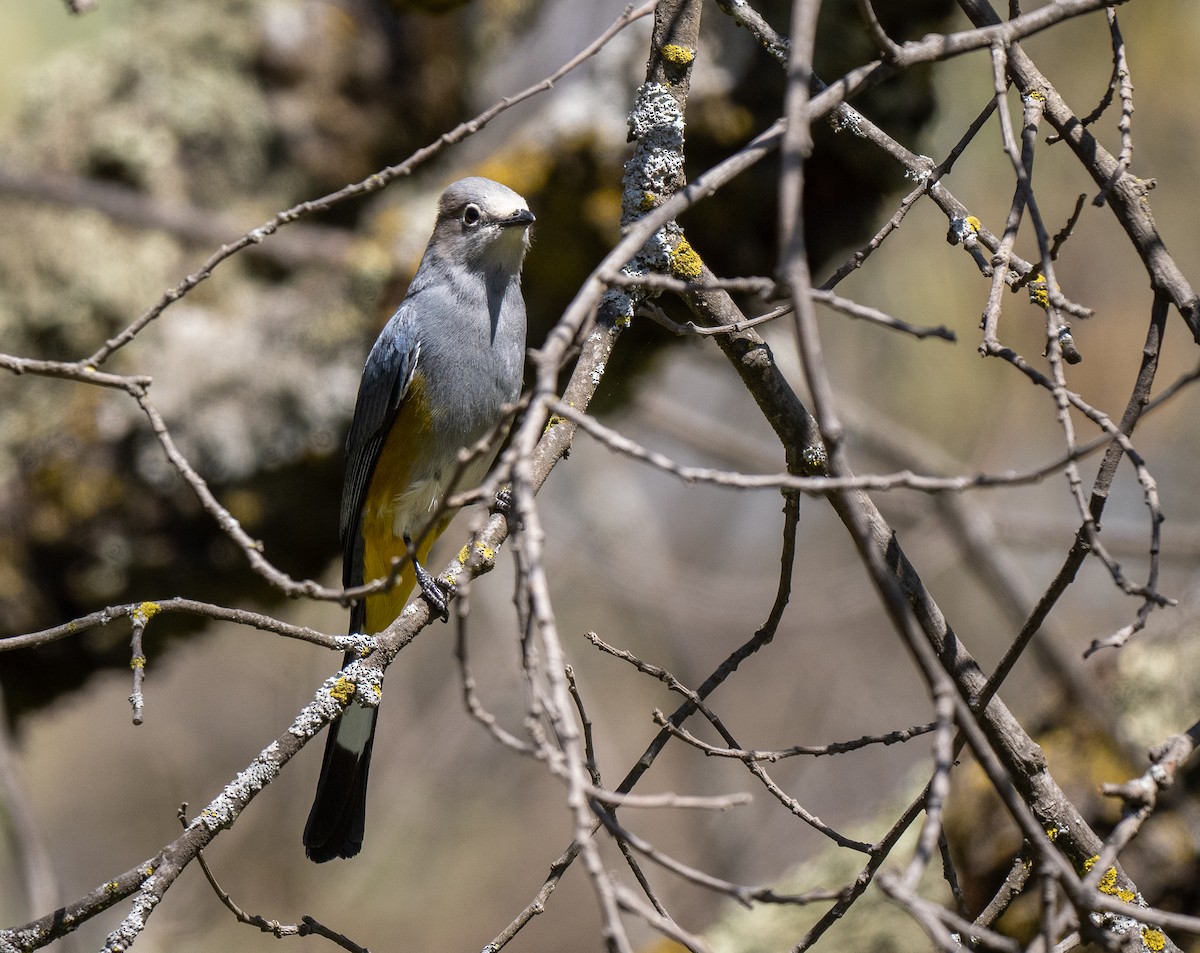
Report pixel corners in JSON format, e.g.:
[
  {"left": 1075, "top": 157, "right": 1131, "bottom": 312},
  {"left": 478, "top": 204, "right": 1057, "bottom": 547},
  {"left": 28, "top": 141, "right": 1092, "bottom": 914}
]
[{"left": 2, "top": 0, "right": 1200, "bottom": 950}]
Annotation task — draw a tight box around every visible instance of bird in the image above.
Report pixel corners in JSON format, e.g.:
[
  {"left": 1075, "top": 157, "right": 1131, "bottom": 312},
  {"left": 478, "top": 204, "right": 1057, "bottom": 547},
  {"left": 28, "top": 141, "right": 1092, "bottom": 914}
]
[{"left": 304, "top": 177, "right": 534, "bottom": 862}]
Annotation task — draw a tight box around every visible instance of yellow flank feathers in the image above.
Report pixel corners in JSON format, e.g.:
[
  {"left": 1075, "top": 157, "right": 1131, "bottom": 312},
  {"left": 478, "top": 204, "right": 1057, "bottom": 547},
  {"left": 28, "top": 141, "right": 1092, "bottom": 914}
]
[{"left": 359, "top": 373, "right": 443, "bottom": 632}]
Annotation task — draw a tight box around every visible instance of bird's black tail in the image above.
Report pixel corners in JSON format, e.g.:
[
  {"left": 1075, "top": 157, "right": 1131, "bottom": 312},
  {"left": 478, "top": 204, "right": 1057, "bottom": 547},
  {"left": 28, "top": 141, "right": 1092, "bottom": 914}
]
[{"left": 304, "top": 678, "right": 378, "bottom": 862}]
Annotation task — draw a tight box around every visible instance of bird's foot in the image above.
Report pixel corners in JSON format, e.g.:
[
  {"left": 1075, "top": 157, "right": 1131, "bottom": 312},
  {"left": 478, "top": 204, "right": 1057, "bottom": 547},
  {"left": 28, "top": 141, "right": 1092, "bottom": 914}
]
[
  {"left": 492, "top": 485, "right": 513, "bottom": 515},
  {"left": 413, "top": 557, "right": 450, "bottom": 622},
  {"left": 403, "top": 533, "right": 451, "bottom": 622}
]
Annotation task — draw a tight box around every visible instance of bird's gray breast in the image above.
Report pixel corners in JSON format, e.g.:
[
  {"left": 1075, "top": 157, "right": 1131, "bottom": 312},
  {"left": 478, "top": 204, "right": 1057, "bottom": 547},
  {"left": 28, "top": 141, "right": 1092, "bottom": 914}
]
[{"left": 411, "top": 274, "right": 526, "bottom": 449}]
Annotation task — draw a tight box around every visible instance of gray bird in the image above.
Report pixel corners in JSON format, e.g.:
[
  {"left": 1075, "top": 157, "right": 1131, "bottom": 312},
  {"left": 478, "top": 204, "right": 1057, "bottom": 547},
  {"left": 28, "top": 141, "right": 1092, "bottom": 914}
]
[{"left": 304, "top": 177, "right": 533, "bottom": 862}]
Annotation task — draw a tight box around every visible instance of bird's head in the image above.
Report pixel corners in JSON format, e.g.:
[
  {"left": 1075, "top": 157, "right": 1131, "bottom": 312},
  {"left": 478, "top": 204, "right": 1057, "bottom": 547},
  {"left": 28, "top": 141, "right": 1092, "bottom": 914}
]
[{"left": 433, "top": 176, "right": 535, "bottom": 276}]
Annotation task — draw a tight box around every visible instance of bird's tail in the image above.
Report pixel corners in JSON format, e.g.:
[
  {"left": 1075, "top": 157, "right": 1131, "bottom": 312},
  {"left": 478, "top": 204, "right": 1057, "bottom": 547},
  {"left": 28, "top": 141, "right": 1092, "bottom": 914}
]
[
  {"left": 304, "top": 531, "right": 435, "bottom": 861},
  {"left": 304, "top": 680, "right": 378, "bottom": 862}
]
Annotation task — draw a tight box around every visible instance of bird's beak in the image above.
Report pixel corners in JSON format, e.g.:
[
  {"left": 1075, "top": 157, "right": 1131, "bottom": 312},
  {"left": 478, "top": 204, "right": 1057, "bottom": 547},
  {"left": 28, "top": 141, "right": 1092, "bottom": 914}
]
[{"left": 499, "top": 208, "right": 536, "bottom": 228}]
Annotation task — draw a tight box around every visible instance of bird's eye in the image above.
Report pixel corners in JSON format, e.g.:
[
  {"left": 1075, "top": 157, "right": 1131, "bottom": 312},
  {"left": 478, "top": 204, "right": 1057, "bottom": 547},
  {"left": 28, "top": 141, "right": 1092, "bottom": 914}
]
[{"left": 462, "top": 204, "right": 482, "bottom": 228}]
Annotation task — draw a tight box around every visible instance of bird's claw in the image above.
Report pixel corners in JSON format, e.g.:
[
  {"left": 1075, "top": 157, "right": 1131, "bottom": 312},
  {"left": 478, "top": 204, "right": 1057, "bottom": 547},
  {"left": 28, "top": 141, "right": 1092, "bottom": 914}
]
[{"left": 413, "top": 559, "right": 450, "bottom": 622}]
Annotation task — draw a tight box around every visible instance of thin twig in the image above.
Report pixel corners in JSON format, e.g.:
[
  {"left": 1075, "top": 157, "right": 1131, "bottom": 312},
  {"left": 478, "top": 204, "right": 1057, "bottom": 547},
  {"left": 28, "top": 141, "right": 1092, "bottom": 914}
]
[
  {"left": 177, "top": 805, "right": 368, "bottom": 953},
  {"left": 650, "top": 708, "right": 935, "bottom": 760},
  {"left": 594, "top": 807, "right": 842, "bottom": 907},
  {"left": 587, "top": 631, "right": 872, "bottom": 853},
  {"left": 128, "top": 607, "right": 148, "bottom": 726},
  {"left": 0, "top": 596, "right": 344, "bottom": 653}
]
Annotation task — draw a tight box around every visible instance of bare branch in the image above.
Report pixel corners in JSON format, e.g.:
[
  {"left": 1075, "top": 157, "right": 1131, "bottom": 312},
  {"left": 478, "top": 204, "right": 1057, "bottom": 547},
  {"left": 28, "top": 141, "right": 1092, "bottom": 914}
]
[
  {"left": 650, "top": 708, "right": 935, "bottom": 761},
  {"left": 178, "top": 805, "right": 367, "bottom": 953}
]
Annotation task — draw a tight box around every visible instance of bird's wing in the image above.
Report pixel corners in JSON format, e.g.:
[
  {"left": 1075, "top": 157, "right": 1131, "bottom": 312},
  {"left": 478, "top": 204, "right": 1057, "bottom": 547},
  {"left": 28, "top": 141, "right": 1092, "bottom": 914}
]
[{"left": 340, "top": 305, "right": 421, "bottom": 590}]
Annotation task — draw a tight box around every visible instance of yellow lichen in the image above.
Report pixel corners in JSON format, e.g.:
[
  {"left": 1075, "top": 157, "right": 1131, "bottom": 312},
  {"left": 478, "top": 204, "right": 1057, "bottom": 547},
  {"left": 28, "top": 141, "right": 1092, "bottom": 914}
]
[
  {"left": 474, "top": 543, "right": 495, "bottom": 561},
  {"left": 329, "top": 677, "right": 355, "bottom": 706},
  {"left": 457, "top": 542, "right": 496, "bottom": 565},
  {"left": 965, "top": 215, "right": 981, "bottom": 233},
  {"left": 1097, "top": 866, "right": 1119, "bottom": 893},
  {"left": 1094, "top": 863, "right": 1135, "bottom": 902},
  {"left": 670, "top": 237, "right": 703, "bottom": 279},
  {"left": 638, "top": 192, "right": 657, "bottom": 212},
  {"left": 1142, "top": 928, "right": 1166, "bottom": 951},
  {"left": 1028, "top": 273, "right": 1050, "bottom": 310},
  {"left": 1045, "top": 825, "right": 1059, "bottom": 841},
  {"left": 130, "top": 656, "right": 146, "bottom": 670},
  {"left": 1082, "top": 854, "right": 1100, "bottom": 872},
  {"left": 660, "top": 44, "right": 695, "bottom": 70},
  {"left": 132, "top": 601, "right": 161, "bottom": 625}
]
